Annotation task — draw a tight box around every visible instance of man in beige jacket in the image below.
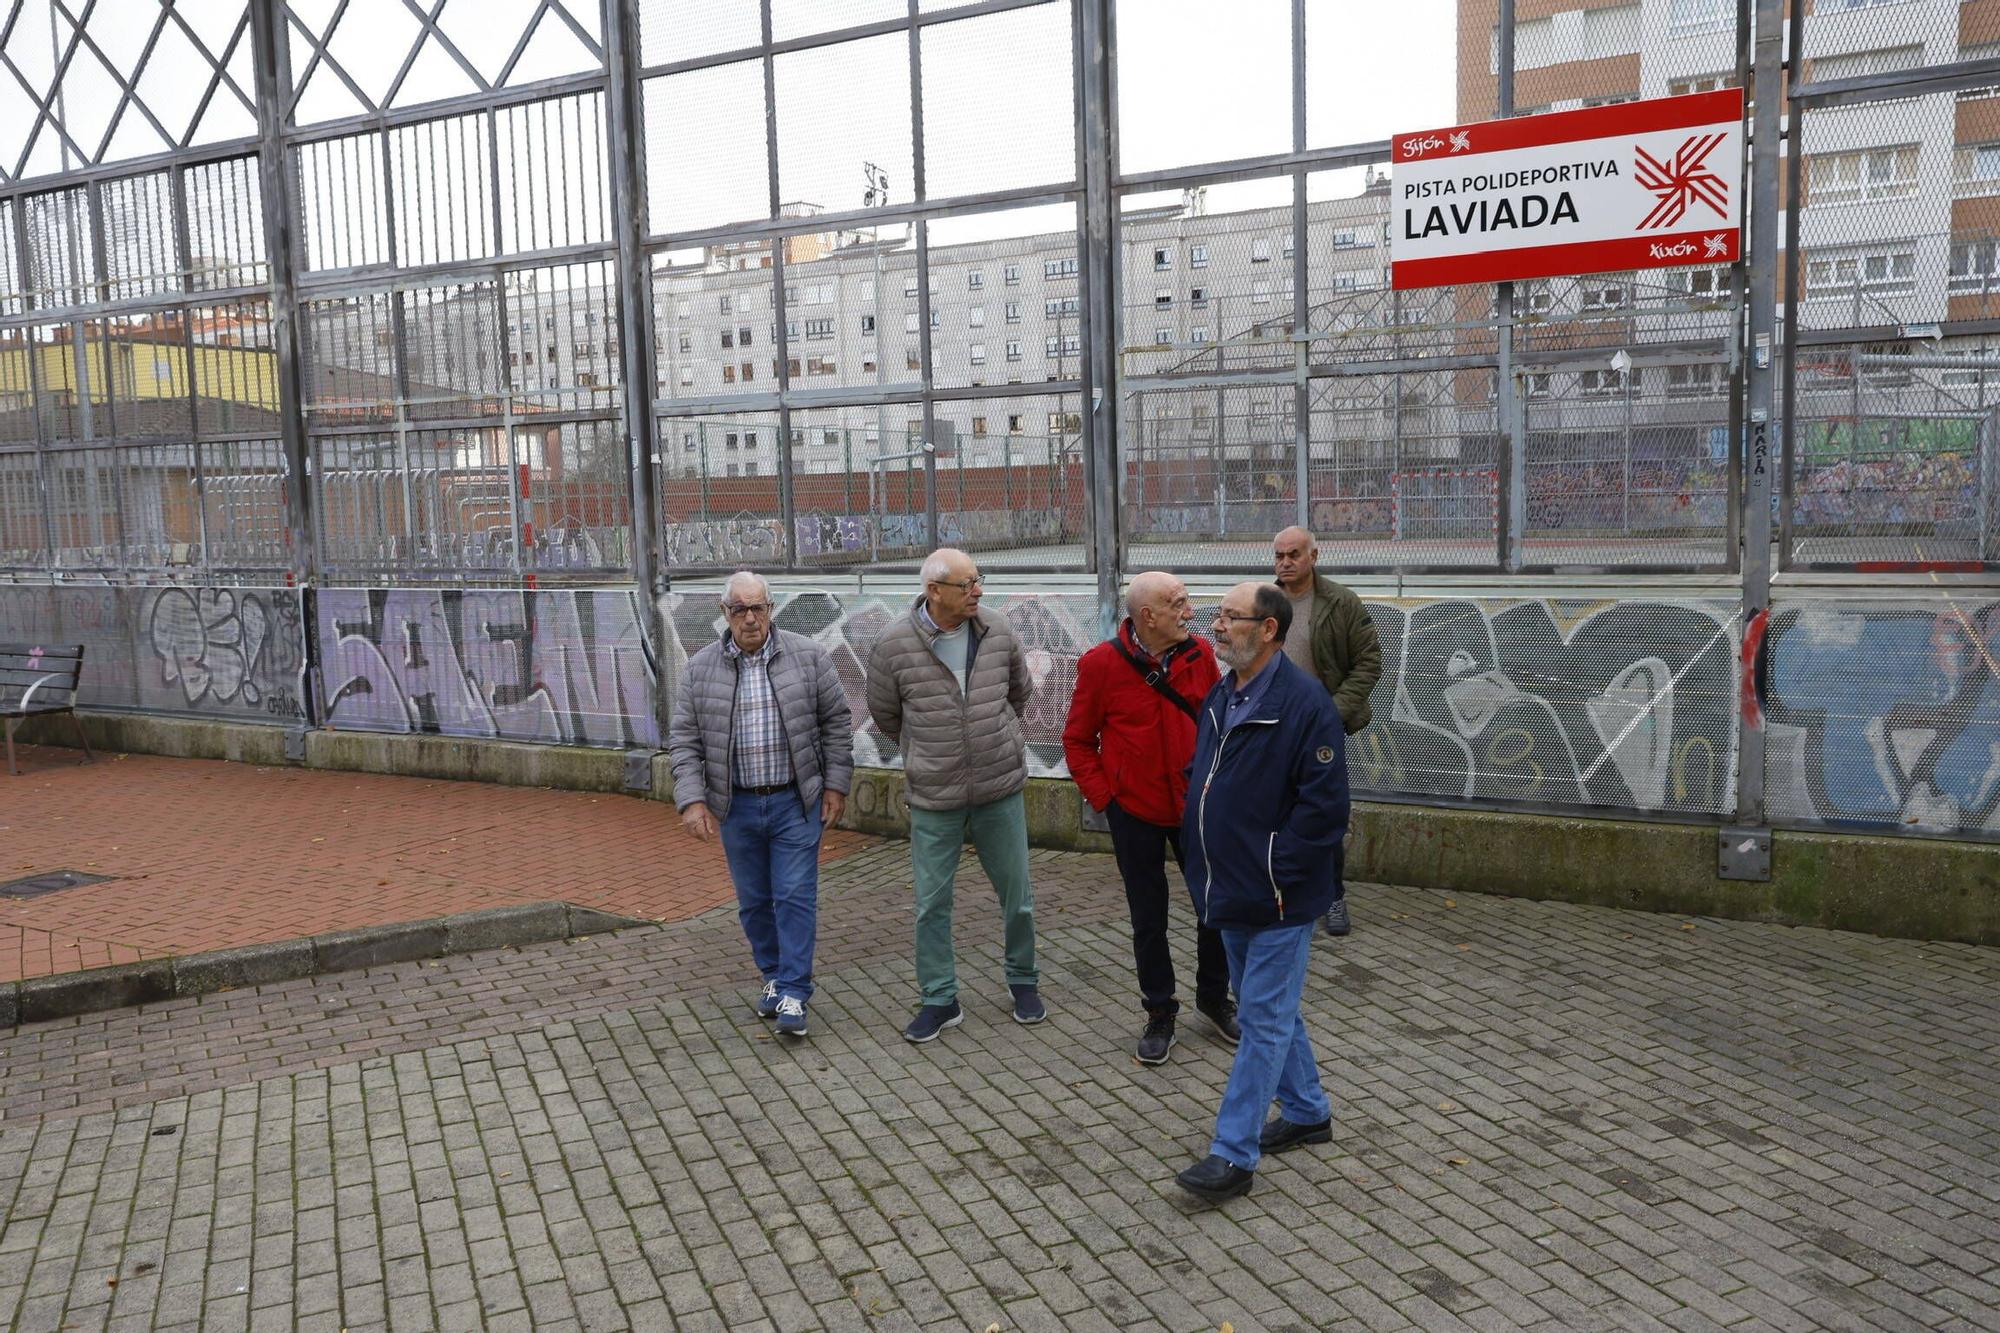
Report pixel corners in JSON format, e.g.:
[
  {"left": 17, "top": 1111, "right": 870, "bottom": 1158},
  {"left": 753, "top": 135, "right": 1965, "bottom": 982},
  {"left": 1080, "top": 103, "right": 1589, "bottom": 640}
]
[{"left": 867, "top": 548, "right": 1044, "bottom": 1043}]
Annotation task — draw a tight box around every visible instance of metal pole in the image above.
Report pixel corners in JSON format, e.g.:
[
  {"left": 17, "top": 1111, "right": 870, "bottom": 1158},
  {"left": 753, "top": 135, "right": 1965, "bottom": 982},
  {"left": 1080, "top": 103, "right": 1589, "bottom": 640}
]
[
  {"left": 1736, "top": 0, "right": 1785, "bottom": 832},
  {"left": 249, "top": 0, "right": 320, "bottom": 721},
  {"left": 1495, "top": 0, "right": 1522, "bottom": 572},
  {"left": 605, "top": 0, "right": 664, "bottom": 617},
  {"left": 1290, "top": 0, "right": 1310, "bottom": 533},
  {"left": 1079, "top": 0, "right": 1121, "bottom": 635}
]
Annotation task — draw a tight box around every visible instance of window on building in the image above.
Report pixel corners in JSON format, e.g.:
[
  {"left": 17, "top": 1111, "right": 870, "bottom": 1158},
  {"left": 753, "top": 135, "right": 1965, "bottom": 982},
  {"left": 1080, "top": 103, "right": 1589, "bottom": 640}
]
[
  {"left": 860, "top": 277, "right": 875, "bottom": 302},
  {"left": 906, "top": 351, "right": 920, "bottom": 370},
  {"left": 1666, "top": 363, "right": 1723, "bottom": 397},
  {"left": 970, "top": 306, "right": 986, "bottom": 328},
  {"left": 1190, "top": 285, "right": 1209, "bottom": 308},
  {"left": 1049, "top": 411, "right": 1081, "bottom": 435},
  {"left": 970, "top": 342, "right": 987, "bottom": 364},
  {"left": 1044, "top": 333, "right": 1080, "bottom": 356},
  {"left": 783, "top": 284, "right": 798, "bottom": 306},
  {"left": 1252, "top": 279, "right": 1272, "bottom": 305},
  {"left": 1006, "top": 339, "right": 1022, "bottom": 361},
  {"left": 1666, "top": 265, "right": 1727, "bottom": 299},
  {"left": 722, "top": 365, "right": 736, "bottom": 383},
  {"left": 718, "top": 295, "right": 731, "bottom": 314},
  {"left": 1005, "top": 301, "right": 1021, "bottom": 323},
  {"left": 679, "top": 365, "right": 692, "bottom": 385},
  {"left": 1045, "top": 257, "right": 1079, "bottom": 279},
  {"left": 972, "top": 416, "right": 988, "bottom": 436},
  {"left": 1154, "top": 327, "right": 1174, "bottom": 346},
  {"left": 745, "top": 460, "right": 759, "bottom": 477},
  {"left": 737, "top": 326, "right": 752, "bottom": 347},
  {"left": 1282, "top": 235, "right": 1295, "bottom": 258},
  {"left": 1950, "top": 238, "right": 2000, "bottom": 291},
  {"left": 1190, "top": 243, "right": 1209, "bottom": 268},
  {"left": 1191, "top": 326, "right": 1209, "bottom": 343},
  {"left": 1577, "top": 368, "right": 1634, "bottom": 396},
  {"left": 1957, "top": 143, "right": 2000, "bottom": 197},
  {"left": 1808, "top": 144, "right": 1919, "bottom": 205},
  {"left": 1810, "top": 45, "right": 1925, "bottom": 84},
  {"left": 1668, "top": 73, "right": 1729, "bottom": 96},
  {"left": 677, "top": 332, "right": 691, "bottom": 354},
  {"left": 674, "top": 298, "right": 691, "bottom": 320},
  {"left": 1004, "top": 263, "right": 1021, "bottom": 285},
  {"left": 726, "top": 463, "right": 739, "bottom": 477},
  {"left": 1667, "top": 0, "right": 1729, "bottom": 36},
  {"left": 1580, "top": 277, "right": 1630, "bottom": 310},
  {"left": 721, "top": 330, "right": 734, "bottom": 349},
  {"left": 904, "top": 312, "right": 919, "bottom": 333},
  {"left": 1008, "top": 414, "right": 1024, "bottom": 434},
  {"left": 861, "top": 314, "right": 876, "bottom": 335},
  {"left": 1155, "top": 287, "right": 1173, "bottom": 309},
  {"left": 1524, "top": 373, "right": 1552, "bottom": 399},
  {"left": 1330, "top": 229, "right": 1359, "bottom": 249},
  {"left": 1806, "top": 244, "right": 1918, "bottom": 298},
  {"left": 904, "top": 278, "right": 919, "bottom": 298},
  {"left": 1045, "top": 296, "right": 1079, "bottom": 317},
  {"left": 969, "top": 269, "right": 985, "bottom": 289},
  {"left": 740, "top": 362, "right": 755, "bottom": 382},
  {"left": 804, "top": 318, "right": 834, "bottom": 340},
  {"left": 1154, "top": 247, "right": 1172, "bottom": 270},
  {"left": 1251, "top": 237, "right": 1272, "bottom": 263}
]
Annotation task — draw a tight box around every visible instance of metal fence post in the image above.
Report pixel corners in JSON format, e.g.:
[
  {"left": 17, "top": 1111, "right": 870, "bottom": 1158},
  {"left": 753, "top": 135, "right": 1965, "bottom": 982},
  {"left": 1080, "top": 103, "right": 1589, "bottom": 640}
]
[
  {"left": 1495, "top": 0, "right": 1523, "bottom": 573},
  {"left": 602, "top": 0, "right": 669, "bottom": 739},
  {"left": 1079, "top": 0, "right": 1120, "bottom": 637},
  {"left": 1730, "top": 0, "right": 1786, "bottom": 859},
  {"left": 249, "top": 0, "right": 320, "bottom": 725}
]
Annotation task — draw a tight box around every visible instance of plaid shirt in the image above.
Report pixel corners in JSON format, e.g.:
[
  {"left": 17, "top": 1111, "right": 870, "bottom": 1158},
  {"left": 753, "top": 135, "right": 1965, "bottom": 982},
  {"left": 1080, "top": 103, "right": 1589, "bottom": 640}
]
[{"left": 725, "top": 634, "right": 793, "bottom": 788}]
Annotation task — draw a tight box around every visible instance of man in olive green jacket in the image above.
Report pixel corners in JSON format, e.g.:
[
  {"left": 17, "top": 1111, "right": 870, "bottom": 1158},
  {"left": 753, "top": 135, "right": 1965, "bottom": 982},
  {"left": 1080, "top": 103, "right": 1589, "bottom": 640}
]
[
  {"left": 1273, "top": 526, "right": 1381, "bottom": 936},
  {"left": 867, "top": 548, "right": 1045, "bottom": 1043}
]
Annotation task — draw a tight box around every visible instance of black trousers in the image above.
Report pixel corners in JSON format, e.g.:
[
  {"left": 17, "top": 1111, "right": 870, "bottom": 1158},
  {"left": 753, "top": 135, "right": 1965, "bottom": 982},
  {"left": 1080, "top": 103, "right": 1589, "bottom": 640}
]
[{"left": 1105, "top": 800, "right": 1229, "bottom": 1016}]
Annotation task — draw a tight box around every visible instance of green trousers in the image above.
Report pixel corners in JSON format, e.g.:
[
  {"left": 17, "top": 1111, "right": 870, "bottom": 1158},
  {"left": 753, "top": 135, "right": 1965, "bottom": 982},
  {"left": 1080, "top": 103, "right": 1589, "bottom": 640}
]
[{"left": 909, "top": 790, "right": 1038, "bottom": 1005}]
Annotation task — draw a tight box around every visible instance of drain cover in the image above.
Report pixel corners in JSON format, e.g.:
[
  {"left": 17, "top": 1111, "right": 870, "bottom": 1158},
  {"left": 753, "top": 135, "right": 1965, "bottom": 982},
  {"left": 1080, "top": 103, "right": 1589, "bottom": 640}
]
[{"left": 0, "top": 869, "right": 113, "bottom": 899}]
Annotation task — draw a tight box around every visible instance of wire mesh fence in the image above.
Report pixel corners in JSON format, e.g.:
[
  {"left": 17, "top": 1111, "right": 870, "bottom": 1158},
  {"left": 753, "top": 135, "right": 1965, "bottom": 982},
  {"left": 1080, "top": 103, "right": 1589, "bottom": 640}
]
[{"left": 0, "top": 0, "right": 1990, "bottom": 589}]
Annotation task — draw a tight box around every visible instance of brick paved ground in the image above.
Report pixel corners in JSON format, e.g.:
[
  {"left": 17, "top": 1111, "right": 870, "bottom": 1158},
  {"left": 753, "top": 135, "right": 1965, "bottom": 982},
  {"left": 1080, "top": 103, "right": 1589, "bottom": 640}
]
[
  {"left": 0, "top": 743, "right": 872, "bottom": 982},
  {"left": 1, "top": 831, "right": 1998, "bottom": 1331}
]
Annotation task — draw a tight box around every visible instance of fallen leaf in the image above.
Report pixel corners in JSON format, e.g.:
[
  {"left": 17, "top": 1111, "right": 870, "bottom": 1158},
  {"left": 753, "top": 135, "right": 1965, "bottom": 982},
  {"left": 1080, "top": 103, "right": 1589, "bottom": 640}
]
[
  {"left": 1447, "top": 1157, "right": 1469, "bottom": 1166},
  {"left": 1681, "top": 922, "right": 1697, "bottom": 931},
  {"left": 1444, "top": 899, "right": 1457, "bottom": 908},
  {"left": 984, "top": 1325, "right": 1001, "bottom": 1333},
  {"left": 1438, "top": 1101, "right": 1457, "bottom": 1112}
]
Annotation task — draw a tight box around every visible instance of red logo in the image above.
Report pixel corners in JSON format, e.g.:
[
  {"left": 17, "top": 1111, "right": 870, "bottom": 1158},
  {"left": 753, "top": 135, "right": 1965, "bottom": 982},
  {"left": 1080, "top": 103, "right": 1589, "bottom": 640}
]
[{"left": 1633, "top": 133, "right": 1730, "bottom": 230}]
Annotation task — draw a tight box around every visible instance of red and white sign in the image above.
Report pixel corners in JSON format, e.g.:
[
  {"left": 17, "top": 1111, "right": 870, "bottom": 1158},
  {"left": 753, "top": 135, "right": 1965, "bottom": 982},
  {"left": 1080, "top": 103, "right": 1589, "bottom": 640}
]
[{"left": 1390, "top": 89, "right": 1744, "bottom": 290}]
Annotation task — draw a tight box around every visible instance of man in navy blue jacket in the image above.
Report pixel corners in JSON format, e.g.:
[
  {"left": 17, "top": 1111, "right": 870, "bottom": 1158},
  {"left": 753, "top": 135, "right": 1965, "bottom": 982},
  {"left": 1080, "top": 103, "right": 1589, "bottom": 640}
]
[{"left": 1173, "top": 581, "right": 1349, "bottom": 1203}]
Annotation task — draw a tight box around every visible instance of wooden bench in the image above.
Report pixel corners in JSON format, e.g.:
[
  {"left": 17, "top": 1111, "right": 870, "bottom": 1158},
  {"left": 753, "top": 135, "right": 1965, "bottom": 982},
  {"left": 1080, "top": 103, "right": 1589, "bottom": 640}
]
[{"left": 1, "top": 643, "right": 93, "bottom": 777}]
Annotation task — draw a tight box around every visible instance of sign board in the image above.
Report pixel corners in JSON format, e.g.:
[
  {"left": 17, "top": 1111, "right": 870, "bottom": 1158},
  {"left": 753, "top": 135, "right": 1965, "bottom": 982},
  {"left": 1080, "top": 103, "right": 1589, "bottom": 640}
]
[{"left": 1390, "top": 89, "right": 1744, "bottom": 290}]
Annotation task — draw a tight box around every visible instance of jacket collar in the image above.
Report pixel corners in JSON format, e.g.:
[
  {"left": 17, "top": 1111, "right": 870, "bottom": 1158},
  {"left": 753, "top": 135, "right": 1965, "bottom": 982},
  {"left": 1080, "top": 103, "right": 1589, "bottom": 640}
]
[
  {"left": 719, "top": 626, "right": 782, "bottom": 661},
  {"left": 909, "top": 594, "right": 983, "bottom": 645},
  {"left": 1119, "top": 616, "right": 1196, "bottom": 667},
  {"left": 1221, "top": 651, "right": 1306, "bottom": 724}
]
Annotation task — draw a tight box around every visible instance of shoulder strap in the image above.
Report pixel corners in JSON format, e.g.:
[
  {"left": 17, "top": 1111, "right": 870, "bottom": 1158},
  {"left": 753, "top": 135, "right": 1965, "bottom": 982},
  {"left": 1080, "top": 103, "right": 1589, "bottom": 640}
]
[{"left": 1109, "top": 636, "right": 1199, "bottom": 720}]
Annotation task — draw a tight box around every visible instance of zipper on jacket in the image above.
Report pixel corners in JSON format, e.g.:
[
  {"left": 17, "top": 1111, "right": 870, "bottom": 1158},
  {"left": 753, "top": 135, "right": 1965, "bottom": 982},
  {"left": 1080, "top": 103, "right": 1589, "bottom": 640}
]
[
  {"left": 1265, "top": 831, "right": 1286, "bottom": 919},
  {"left": 1194, "top": 712, "right": 1282, "bottom": 926}
]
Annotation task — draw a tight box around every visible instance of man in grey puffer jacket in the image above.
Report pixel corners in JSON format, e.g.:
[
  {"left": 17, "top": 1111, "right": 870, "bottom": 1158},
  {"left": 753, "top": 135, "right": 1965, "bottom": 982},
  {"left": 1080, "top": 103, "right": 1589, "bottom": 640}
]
[
  {"left": 669, "top": 571, "right": 853, "bottom": 1039},
  {"left": 867, "top": 548, "right": 1045, "bottom": 1043}
]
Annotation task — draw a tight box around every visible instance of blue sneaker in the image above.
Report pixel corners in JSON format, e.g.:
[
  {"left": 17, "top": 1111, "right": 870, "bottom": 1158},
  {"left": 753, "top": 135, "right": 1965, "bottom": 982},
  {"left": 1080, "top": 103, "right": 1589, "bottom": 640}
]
[
  {"left": 902, "top": 1001, "right": 962, "bottom": 1044},
  {"left": 1322, "top": 898, "right": 1351, "bottom": 937},
  {"left": 1010, "top": 985, "right": 1046, "bottom": 1025},
  {"left": 752, "top": 981, "right": 781, "bottom": 1019},
  {"left": 775, "top": 995, "right": 808, "bottom": 1038}
]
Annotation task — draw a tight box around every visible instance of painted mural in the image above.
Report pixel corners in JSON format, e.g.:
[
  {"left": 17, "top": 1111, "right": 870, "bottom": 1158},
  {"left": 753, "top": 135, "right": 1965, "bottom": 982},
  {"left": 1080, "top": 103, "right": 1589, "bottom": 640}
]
[
  {"left": 0, "top": 583, "right": 308, "bottom": 723},
  {"left": 664, "top": 589, "right": 1743, "bottom": 818},
  {"left": 315, "top": 588, "right": 659, "bottom": 748},
  {"left": 1764, "top": 600, "right": 2000, "bottom": 833}
]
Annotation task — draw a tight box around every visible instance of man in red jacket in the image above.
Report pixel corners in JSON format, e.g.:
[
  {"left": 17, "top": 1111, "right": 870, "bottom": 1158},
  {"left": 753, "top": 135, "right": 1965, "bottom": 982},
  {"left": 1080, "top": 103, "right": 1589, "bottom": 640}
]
[{"left": 1063, "top": 571, "right": 1238, "bottom": 1064}]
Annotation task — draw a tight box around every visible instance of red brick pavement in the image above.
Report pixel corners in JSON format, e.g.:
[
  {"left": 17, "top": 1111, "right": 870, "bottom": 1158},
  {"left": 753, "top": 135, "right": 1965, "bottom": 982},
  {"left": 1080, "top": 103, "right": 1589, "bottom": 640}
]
[{"left": 0, "top": 742, "right": 877, "bottom": 983}]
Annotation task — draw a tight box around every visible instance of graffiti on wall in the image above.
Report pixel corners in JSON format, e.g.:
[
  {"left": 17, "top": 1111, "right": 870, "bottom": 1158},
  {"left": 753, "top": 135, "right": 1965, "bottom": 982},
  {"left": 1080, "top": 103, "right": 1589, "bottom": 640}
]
[
  {"left": 665, "top": 587, "right": 1742, "bottom": 816},
  {"left": 317, "top": 588, "right": 659, "bottom": 748},
  {"left": 1765, "top": 600, "right": 2000, "bottom": 833},
  {"left": 0, "top": 583, "right": 307, "bottom": 722},
  {"left": 663, "top": 508, "right": 1067, "bottom": 568},
  {"left": 1358, "top": 599, "right": 1739, "bottom": 814}
]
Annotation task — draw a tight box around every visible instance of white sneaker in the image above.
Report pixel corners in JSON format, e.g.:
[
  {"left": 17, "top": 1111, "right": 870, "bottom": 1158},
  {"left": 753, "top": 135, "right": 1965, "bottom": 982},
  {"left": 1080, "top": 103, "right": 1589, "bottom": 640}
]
[{"left": 775, "top": 995, "right": 808, "bottom": 1037}]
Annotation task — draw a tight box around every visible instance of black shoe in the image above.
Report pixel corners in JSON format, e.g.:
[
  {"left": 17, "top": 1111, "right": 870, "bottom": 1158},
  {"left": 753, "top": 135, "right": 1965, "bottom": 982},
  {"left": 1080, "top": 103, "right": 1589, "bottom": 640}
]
[
  {"left": 1175, "top": 1154, "right": 1254, "bottom": 1203},
  {"left": 1194, "top": 996, "right": 1240, "bottom": 1046},
  {"left": 1257, "top": 1116, "right": 1333, "bottom": 1154},
  {"left": 903, "top": 1001, "right": 963, "bottom": 1043},
  {"left": 1323, "top": 898, "right": 1351, "bottom": 936},
  {"left": 1136, "top": 1014, "right": 1175, "bottom": 1065},
  {"left": 1009, "top": 984, "right": 1047, "bottom": 1025}
]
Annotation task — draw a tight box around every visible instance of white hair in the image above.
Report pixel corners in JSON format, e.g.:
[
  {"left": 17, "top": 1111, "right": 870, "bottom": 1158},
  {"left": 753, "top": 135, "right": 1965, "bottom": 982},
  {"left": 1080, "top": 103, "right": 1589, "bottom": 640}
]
[
  {"left": 720, "top": 570, "right": 770, "bottom": 605},
  {"left": 920, "top": 548, "right": 968, "bottom": 585}
]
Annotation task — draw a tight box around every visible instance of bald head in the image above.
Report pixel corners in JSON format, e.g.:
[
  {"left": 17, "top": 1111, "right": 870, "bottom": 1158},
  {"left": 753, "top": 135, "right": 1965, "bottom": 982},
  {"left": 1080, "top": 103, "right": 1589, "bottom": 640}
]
[
  {"left": 1272, "top": 526, "right": 1317, "bottom": 594},
  {"left": 1125, "top": 570, "right": 1192, "bottom": 653}
]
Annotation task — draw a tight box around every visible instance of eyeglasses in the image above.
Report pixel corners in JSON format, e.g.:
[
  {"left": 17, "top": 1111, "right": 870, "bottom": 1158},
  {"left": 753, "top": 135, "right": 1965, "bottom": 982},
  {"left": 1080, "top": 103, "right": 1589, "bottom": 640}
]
[
  {"left": 931, "top": 575, "right": 984, "bottom": 590},
  {"left": 724, "top": 601, "right": 773, "bottom": 617},
  {"left": 1211, "top": 610, "right": 1270, "bottom": 628}
]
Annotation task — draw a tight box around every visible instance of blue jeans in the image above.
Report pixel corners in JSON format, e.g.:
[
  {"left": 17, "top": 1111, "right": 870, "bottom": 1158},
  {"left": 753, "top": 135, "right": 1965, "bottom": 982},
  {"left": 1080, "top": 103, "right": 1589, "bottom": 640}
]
[
  {"left": 1211, "top": 922, "right": 1330, "bottom": 1170},
  {"left": 719, "top": 785, "right": 823, "bottom": 1002}
]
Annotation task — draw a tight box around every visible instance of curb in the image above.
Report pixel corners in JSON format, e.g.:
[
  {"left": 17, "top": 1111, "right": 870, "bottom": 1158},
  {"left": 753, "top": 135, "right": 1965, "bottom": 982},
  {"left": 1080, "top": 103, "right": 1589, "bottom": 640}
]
[{"left": 0, "top": 901, "right": 653, "bottom": 1030}]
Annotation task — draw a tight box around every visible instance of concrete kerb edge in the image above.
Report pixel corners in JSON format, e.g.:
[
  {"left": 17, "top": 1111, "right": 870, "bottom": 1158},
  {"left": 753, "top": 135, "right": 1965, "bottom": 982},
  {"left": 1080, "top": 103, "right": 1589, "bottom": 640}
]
[{"left": 3, "top": 899, "right": 654, "bottom": 1031}]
